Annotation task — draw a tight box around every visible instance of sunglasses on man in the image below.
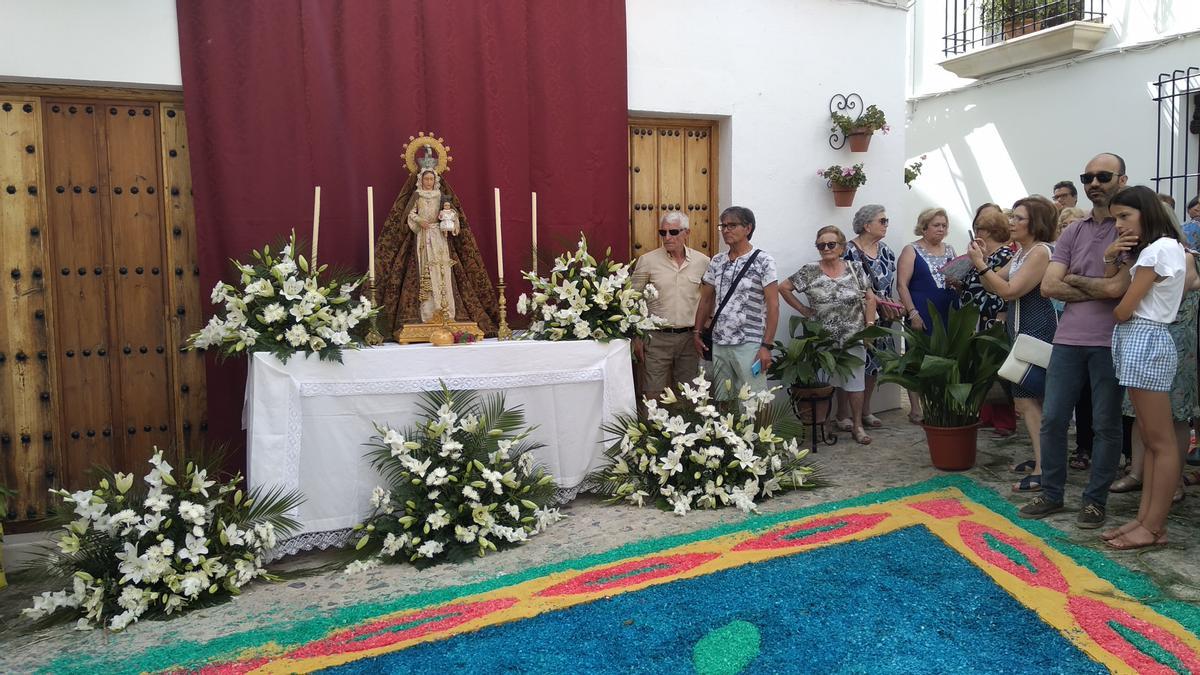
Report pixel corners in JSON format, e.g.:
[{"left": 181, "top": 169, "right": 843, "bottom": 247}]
[
  {"left": 815, "top": 241, "right": 840, "bottom": 251},
  {"left": 658, "top": 228, "right": 683, "bottom": 237},
  {"left": 1079, "top": 171, "right": 1121, "bottom": 185}
]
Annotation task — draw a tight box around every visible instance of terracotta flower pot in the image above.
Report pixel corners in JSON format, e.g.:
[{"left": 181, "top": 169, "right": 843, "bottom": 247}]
[
  {"left": 848, "top": 128, "right": 873, "bottom": 152},
  {"left": 922, "top": 422, "right": 979, "bottom": 471},
  {"left": 789, "top": 384, "right": 834, "bottom": 423},
  {"left": 830, "top": 186, "right": 857, "bottom": 208}
]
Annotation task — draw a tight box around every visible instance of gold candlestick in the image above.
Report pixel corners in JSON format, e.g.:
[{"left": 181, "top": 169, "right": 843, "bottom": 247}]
[
  {"left": 364, "top": 279, "right": 383, "bottom": 346},
  {"left": 496, "top": 281, "right": 512, "bottom": 340}
]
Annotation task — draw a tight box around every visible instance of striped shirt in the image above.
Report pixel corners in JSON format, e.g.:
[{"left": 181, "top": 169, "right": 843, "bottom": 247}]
[{"left": 702, "top": 249, "right": 777, "bottom": 346}]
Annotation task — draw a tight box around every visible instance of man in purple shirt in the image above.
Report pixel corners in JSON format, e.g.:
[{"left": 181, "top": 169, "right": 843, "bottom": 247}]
[{"left": 1020, "top": 153, "right": 1130, "bottom": 528}]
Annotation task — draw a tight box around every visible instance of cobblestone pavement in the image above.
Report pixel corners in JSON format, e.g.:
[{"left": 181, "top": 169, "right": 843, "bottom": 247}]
[{"left": 1, "top": 407, "right": 1196, "bottom": 671}]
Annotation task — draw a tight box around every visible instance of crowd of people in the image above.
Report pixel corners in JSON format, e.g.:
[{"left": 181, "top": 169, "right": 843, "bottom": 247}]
[{"left": 631, "top": 151, "right": 1200, "bottom": 551}]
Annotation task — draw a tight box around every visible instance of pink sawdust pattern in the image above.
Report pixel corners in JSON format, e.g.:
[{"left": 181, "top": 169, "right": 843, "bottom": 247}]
[
  {"left": 958, "top": 520, "right": 1068, "bottom": 592},
  {"left": 536, "top": 553, "right": 721, "bottom": 597},
  {"left": 907, "top": 498, "right": 971, "bottom": 519},
  {"left": 1068, "top": 595, "right": 1200, "bottom": 673},
  {"left": 732, "top": 512, "right": 891, "bottom": 551}
]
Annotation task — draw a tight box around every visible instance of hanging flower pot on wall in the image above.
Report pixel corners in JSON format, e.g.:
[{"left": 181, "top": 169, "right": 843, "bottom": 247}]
[
  {"left": 830, "top": 103, "right": 888, "bottom": 152},
  {"left": 818, "top": 163, "right": 866, "bottom": 208},
  {"left": 831, "top": 186, "right": 857, "bottom": 207},
  {"left": 848, "top": 128, "right": 873, "bottom": 152}
]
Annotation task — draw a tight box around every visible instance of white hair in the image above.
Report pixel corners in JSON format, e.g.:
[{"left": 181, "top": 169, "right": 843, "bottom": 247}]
[{"left": 660, "top": 211, "right": 689, "bottom": 230}]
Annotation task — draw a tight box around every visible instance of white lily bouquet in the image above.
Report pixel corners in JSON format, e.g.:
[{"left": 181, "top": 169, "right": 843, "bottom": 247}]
[
  {"left": 24, "top": 450, "right": 302, "bottom": 631},
  {"left": 346, "top": 388, "right": 562, "bottom": 572},
  {"left": 592, "top": 372, "right": 819, "bottom": 515},
  {"left": 188, "top": 231, "right": 378, "bottom": 363},
  {"left": 517, "top": 236, "right": 665, "bottom": 341}
]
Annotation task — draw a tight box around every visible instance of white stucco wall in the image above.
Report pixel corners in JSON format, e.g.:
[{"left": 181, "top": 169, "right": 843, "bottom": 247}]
[
  {"left": 0, "top": 0, "right": 181, "bottom": 86},
  {"left": 627, "top": 0, "right": 910, "bottom": 411},
  {"left": 904, "top": 0, "right": 1200, "bottom": 252}
]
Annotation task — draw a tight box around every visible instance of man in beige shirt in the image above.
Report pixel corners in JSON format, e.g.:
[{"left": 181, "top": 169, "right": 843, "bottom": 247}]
[{"left": 632, "top": 211, "right": 711, "bottom": 399}]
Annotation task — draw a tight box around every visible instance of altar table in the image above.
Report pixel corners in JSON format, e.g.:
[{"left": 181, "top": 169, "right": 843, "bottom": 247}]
[{"left": 244, "top": 339, "right": 635, "bottom": 557}]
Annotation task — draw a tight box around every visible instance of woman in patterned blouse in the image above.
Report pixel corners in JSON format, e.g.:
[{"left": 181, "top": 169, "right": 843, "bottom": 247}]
[
  {"left": 780, "top": 226, "right": 878, "bottom": 445},
  {"left": 955, "top": 209, "right": 1014, "bottom": 329},
  {"left": 843, "top": 204, "right": 900, "bottom": 430}
]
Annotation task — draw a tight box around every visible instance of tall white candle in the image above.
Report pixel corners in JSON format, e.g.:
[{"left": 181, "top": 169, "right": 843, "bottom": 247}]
[
  {"left": 494, "top": 187, "right": 504, "bottom": 279},
  {"left": 531, "top": 191, "right": 538, "bottom": 275},
  {"left": 367, "top": 186, "right": 375, "bottom": 285},
  {"left": 311, "top": 185, "right": 321, "bottom": 267}
]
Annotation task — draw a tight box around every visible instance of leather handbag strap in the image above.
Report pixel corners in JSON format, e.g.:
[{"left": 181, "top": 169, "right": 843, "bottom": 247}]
[{"left": 711, "top": 249, "right": 761, "bottom": 326}]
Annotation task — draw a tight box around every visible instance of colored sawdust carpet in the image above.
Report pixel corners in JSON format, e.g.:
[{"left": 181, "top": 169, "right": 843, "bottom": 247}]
[{"left": 46, "top": 476, "right": 1200, "bottom": 674}]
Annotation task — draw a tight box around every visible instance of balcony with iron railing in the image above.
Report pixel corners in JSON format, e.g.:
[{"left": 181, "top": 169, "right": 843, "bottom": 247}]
[{"left": 940, "top": 0, "right": 1110, "bottom": 79}]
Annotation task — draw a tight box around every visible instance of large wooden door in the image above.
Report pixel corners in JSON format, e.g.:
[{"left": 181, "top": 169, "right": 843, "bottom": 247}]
[
  {"left": 0, "top": 87, "right": 204, "bottom": 524},
  {"left": 628, "top": 118, "right": 719, "bottom": 259}
]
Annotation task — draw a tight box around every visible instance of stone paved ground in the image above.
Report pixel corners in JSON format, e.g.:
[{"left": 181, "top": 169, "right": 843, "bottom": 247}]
[{"left": 1, "top": 407, "right": 1197, "bottom": 672}]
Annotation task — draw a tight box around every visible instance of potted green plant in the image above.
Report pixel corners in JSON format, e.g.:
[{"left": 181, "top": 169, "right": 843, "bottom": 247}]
[
  {"left": 978, "top": 0, "right": 1076, "bottom": 40},
  {"left": 769, "top": 316, "right": 864, "bottom": 424},
  {"left": 818, "top": 163, "right": 867, "bottom": 208},
  {"left": 863, "top": 303, "right": 1010, "bottom": 470},
  {"left": 830, "top": 104, "right": 888, "bottom": 152},
  {"left": 905, "top": 156, "right": 926, "bottom": 190}
]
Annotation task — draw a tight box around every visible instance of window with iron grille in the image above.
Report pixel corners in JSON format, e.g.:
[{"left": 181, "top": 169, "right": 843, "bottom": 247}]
[
  {"left": 943, "top": 0, "right": 1106, "bottom": 56},
  {"left": 1152, "top": 67, "right": 1200, "bottom": 226}
]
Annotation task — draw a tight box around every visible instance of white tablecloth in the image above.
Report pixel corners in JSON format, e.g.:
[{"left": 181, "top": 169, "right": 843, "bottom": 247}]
[{"left": 244, "top": 339, "right": 635, "bottom": 556}]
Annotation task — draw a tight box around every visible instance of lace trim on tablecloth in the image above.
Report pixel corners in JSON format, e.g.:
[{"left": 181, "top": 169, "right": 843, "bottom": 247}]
[
  {"left": 264, "top": 482, "right": 593, "bottom": 564},
  {"left": 297, "top": 369, "right": 606, "bottom": 397}
]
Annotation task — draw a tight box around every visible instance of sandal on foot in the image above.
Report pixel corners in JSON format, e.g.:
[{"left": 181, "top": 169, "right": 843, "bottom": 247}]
[
  {"left": 1105, "top": 524, "right": 1167, "bottom": 551},
  {"left": 862, "top": 414, "right": 883, "bottom": 428},
  {"left": 1173, "top": 486, "right": 1185, "bottom": 504},
  {"left": 851, "top": 427, "right": 872, "bottom": 445},
  {"left": 1109, "top": 475, "right": 1143, "bottom": 493},
  {"left": 1013, "top": 474, "right": 1042, "bottom": 493},
  {"left": 1184, "top": 470, "right": 1200, "bottom": 487},
  {"left": 1101, "top": 520, "right": 1140, "bottom": 541},
  {"left": 991, "top": 428, "right": 1015, "bottom": 438},
  {"left": 907, "top": 412, "right": 924, "bottom": 425},
  {"left": 835, "top": 418, "right": 853, "bottom": 432},
  {"left": 1012, "top": 459, "right": 1036, "bottom": 474},
  {"left": 1069, "top": 454, "right": 1091, "bottom": 470}
]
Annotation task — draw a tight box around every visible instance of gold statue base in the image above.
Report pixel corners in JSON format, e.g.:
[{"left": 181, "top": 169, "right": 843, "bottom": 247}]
[{"left": 394, "top": 320, "right": 485, "bottom": 345}]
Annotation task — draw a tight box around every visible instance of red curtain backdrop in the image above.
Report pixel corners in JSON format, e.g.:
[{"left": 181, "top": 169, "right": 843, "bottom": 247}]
[{"left": 175, "top": 1, "right": 629, "bottom": 466}]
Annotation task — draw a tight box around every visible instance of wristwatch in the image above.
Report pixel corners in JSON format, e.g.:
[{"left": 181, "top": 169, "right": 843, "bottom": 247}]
[{"left": 760, "top": 342, "right": 772, "bottom": 348}]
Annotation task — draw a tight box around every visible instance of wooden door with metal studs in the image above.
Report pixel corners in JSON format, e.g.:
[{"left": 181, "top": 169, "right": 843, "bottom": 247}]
[
  {"left": 627, "top": 118, "right": 719, "bottom": 260},
  {"left": 0, "top": 87, "right": 205, "bottom": 525}
]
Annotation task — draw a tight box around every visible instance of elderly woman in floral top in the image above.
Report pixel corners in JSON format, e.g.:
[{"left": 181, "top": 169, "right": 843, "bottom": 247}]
[
  {"left": 843, "top": 204, "right": 899, "bottom": 430},
  {"left": 780, "top": 226, "right": 878, "bottom": 445}
]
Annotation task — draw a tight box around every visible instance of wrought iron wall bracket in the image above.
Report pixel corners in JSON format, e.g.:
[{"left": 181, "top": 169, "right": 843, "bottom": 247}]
[{"left": 828, "top": 93, "right": 863, "bottom": 150}]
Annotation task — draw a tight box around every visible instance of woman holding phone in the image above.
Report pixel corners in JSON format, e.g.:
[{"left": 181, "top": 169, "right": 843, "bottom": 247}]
[{"left": 780, "top": 226, "right": 878, "bottom": 444}]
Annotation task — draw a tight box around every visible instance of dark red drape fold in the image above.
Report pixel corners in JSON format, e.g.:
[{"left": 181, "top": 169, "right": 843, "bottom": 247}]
[{"left": 176, "top": 0, "right": 628, "bottom": 464}]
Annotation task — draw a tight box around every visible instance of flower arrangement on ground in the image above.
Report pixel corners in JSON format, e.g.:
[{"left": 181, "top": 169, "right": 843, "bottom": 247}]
[
  {"left": 346, "top": 388, "right": 562, "bottom": 572},
  {"left": 591, "top": 372, "right": 819, "bottom": 515},
  {"left": 830, "top": 104, "right": 889, "bottom": 136},
  {"left": 188, "top": 231, "right": 378, "bottom": 363},
  {"left": 905, "top": 155, "right": 927, "bottom": 189},
  {"left": 517, "top": 236, "right": 665, "bottom": 341},
  {"left": 23, "top": 450, "right": 303, "bottom": 631},
  {"left": 819, "top": 163, "right": 868, "bottom": 190}
]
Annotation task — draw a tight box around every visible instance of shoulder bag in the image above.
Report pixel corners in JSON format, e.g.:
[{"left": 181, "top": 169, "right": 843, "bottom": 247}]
[
  {"left": 700, "top": 249, "right": 761, "bottom": 361},
  {"left": 997, "top": 244, "right": 1055, "bottom": 396}
]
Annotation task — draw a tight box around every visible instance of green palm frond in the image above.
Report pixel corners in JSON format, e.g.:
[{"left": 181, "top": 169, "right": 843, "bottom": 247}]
[{"left": 240, "top": 484, "right": 305, "bottom": 537}]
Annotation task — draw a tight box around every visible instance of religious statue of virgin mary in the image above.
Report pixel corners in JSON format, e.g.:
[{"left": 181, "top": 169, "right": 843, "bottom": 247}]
[{"left": 375, "top": 133, "right": 499, "bottom": 337}]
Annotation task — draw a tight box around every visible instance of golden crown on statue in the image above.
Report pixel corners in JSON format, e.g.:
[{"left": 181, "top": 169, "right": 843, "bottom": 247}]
[{"left": 403, "top": 132, "right": 452, "bottom": 175}]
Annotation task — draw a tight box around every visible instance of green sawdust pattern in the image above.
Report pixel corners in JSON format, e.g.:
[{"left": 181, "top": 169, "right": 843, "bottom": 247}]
[
  {"left": 38, "top": 475, "right": 1200, "bottom": 674},
  {"left": 693, "top": 620, "right": 761, "bottom": 675}
]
